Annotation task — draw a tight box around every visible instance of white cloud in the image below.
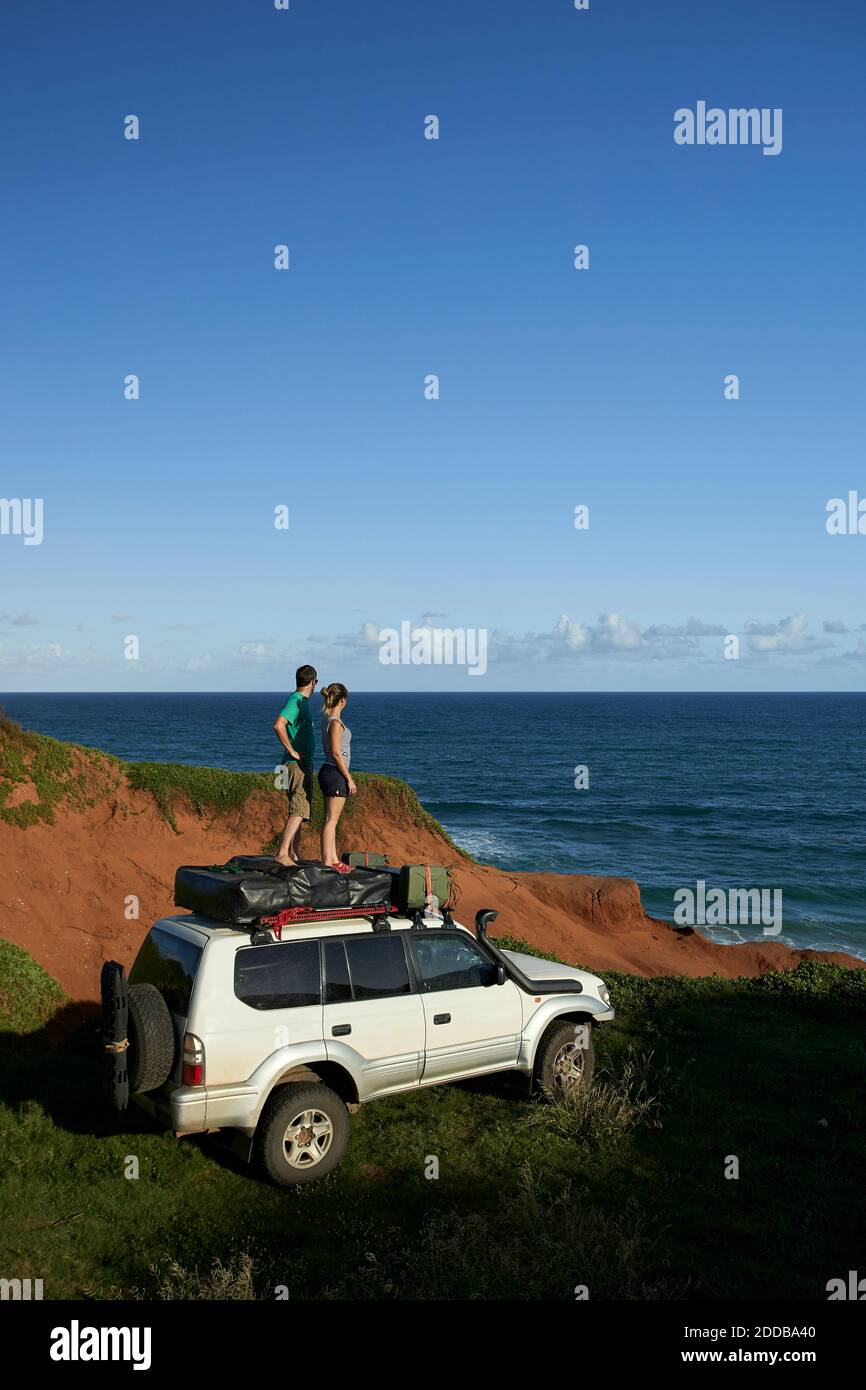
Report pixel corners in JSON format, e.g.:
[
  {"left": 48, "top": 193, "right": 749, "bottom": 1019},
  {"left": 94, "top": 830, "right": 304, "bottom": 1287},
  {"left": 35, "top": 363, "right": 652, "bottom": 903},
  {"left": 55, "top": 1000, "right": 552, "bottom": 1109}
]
[
  {"left": 489, "top": 611, "right": 731, "bottom": 664},
  {"left": 646, "top": 617, "right": 728, "bottom": 638},
  {"left": 331, "top": 620, "right": 388, "bottom": 651},
  {"left": 746, "top": 613, "right": 833, "bottom": 654},
  {"left": 0, "top": 642, "right": 65, "bottom": 668},
  {"left": 554, "top": 613, "right": 591, "bottom": 651},
  {"left": 0, "top": 612, "right": 41, "bottom": 627},
  {"left": 326, "top": 611, "right": 728, "bottom": 665},
  {"left": 593, "top": 611, "right": 645, "bottom": 651},
  {"left": 823, "top": 620, "right": 848, "bottom": 634}
]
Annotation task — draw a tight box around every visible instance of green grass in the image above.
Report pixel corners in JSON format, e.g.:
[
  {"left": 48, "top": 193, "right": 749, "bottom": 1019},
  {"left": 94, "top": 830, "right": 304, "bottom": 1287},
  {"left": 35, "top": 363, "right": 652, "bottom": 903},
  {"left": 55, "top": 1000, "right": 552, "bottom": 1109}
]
[
  {"left": 0, "top": 944, "right": 862, "bottom": 1301},
  {"left": 124, "top": 762, "right": 277, "bottom": 833}
]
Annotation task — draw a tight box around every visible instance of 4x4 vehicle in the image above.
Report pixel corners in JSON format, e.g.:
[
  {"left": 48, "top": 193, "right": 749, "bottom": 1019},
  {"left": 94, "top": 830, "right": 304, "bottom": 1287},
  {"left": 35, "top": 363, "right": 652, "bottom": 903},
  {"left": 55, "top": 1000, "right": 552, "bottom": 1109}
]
[{"left": 109, "top": 906, "right": 614, "bottom": 1186}]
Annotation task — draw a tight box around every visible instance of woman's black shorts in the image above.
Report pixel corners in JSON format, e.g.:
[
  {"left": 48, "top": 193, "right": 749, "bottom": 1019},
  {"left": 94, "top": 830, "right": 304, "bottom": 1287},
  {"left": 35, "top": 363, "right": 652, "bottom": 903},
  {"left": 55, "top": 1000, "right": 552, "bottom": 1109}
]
[{"left": 318, "top": 763, "right": 349, "bottom": 798}]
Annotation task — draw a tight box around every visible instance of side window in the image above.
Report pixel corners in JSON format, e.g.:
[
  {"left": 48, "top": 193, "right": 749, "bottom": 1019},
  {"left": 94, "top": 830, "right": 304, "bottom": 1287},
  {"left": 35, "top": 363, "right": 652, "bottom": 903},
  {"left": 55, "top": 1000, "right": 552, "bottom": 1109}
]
[
  {"left": 323, "top": 939, "right": 352, "bottom": 1004},
  {"left": 343, "top": 935, "right": 411, "bottom": 1001},
  {"left": 410, "top": 934, "right": 497, "bottom": 992},
  {"left": 129, "top": 927, "right": 203, "bottom": 1015},
  {"left": 234, "top": 940, "right": 321, "bottom": 1011}
]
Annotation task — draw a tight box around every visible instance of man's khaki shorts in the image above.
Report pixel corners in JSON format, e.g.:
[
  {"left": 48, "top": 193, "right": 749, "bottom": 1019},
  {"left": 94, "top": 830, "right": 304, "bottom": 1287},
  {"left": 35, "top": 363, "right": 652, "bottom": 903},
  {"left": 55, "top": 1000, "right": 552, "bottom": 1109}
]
[{"left": 285, "top": 760, "right": 314, "bottom": 820}]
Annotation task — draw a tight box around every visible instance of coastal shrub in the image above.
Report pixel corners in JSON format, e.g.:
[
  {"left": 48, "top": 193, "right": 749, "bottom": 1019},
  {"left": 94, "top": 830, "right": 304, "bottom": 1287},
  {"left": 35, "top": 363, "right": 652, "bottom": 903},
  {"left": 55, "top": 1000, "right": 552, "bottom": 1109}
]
[
  {"left": 0, "top": 940, "right": 66, "bottom": 1035},
  {"left": 124, "top": 760, "right": 277, "bottom": 833},
  {"left": 524, "top": 1048, "right": 664, "bottom": 1148},
  {"left": 749, "top": 956, "right": 866, "bottom": 1004},
  {"left": 497, "top": 935, "right": 865, "bottom": 1012}
]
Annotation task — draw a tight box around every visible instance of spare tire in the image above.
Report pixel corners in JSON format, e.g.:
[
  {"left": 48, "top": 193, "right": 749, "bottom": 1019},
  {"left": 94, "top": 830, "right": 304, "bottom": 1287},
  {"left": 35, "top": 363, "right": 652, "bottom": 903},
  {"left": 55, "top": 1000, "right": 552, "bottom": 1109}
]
[
  {"left": 100, "top": 960, "right": 129, "bottom": 1112},
  {"left": 127, "top": 983, "right": 175, "bottom": 1094}
]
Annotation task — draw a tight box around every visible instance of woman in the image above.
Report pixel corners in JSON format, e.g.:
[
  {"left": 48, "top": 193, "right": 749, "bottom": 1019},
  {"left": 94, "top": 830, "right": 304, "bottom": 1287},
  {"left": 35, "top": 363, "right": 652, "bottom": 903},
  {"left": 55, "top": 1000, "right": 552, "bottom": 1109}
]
[{"left": 318, "top": 682, "right": 356, "bottom": 867}]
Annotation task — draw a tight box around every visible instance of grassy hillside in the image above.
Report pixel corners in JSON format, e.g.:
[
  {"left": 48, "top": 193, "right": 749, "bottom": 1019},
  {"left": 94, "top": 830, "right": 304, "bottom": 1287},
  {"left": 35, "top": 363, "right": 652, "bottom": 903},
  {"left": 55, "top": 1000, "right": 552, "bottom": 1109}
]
[
  {"left": 0, "top": 713, "right": 466, "bottom": 854},
  {"left": 0, "top": 940, "right": 862, "bottom": 1300}
]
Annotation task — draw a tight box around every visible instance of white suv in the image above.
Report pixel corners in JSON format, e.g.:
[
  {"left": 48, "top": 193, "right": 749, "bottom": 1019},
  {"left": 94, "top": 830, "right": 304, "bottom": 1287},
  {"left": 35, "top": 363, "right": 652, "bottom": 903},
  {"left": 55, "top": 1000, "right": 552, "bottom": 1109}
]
[{"left": 118, "top": 906, "right": 614, "bottom": 1186}]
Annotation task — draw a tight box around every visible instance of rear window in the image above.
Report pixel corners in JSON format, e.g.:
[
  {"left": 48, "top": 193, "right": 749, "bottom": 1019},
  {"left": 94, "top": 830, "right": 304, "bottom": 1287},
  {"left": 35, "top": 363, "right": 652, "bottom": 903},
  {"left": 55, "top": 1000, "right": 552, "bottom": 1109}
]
[
  {"left": 129, "top": 926, "right": 203, "bottom": 1016},
  {"left": 234, "top": 940, "right": 321, "bottom": 1011},
  {"left": 343, "top": 935, "right": 411, "bottom": 1000}
]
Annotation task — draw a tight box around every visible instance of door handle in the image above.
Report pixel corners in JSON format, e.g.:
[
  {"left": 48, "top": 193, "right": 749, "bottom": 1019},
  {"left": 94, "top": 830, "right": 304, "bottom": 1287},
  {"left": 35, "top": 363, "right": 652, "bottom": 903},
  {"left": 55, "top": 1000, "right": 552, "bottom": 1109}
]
[
  {"left": 331, "top": 1024, "right": 351, "bottom": 1036},
  {"left": 433, "top": 1013, "right": 451, "bottom": 1025}
]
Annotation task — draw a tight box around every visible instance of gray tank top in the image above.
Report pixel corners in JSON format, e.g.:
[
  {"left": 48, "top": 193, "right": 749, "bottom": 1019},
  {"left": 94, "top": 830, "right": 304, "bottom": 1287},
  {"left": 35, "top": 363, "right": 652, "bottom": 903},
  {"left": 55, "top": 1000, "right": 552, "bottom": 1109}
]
[{"left": 322, "top": 714, "right": 351, "bottom": 769}]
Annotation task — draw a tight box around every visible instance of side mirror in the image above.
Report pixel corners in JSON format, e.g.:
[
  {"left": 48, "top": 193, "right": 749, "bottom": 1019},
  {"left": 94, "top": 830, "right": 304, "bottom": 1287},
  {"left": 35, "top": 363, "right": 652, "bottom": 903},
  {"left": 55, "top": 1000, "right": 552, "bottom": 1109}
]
[{"left": 496, "top": 963, "right": 507, "bottom": 986}]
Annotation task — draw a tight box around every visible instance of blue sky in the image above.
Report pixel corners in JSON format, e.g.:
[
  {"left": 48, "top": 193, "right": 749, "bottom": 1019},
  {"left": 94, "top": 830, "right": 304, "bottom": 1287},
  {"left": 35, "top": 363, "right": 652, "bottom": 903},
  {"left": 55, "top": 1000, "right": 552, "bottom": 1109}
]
[{"left": 1, "top": 0, "right": 864, "bottom": 692}]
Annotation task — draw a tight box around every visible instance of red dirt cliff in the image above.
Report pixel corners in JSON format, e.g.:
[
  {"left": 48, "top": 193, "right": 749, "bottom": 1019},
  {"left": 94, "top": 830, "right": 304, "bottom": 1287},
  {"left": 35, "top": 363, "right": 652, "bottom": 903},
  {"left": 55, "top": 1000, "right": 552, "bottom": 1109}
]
[{"left": 0, "top": 730, "right": 861, "bottom": 1001}]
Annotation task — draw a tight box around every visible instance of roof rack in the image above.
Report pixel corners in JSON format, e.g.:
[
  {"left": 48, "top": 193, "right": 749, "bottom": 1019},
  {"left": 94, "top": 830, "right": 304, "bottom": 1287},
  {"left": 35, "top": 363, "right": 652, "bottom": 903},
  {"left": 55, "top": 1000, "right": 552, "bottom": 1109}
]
[{"left": 248, "top": 903, "right": 456, "bottom": 943}]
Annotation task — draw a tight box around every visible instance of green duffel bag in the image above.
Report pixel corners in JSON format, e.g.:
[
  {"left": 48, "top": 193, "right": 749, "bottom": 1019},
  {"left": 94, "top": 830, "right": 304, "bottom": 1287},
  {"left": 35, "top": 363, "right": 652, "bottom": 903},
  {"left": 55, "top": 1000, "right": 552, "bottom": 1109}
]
[
  {"left": 341, "top": 851, "right": 390, "bottom": 868},
  {"left": 398, "top": 863, "right": 453, "bottom": 913}
]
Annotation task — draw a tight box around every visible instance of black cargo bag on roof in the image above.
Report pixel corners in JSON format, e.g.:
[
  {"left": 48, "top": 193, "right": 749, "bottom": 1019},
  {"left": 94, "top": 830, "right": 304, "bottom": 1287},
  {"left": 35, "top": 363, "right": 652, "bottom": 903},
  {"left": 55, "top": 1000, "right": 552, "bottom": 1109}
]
[{"left": 173, "top": 857, "right": 393, "bottom": 926}]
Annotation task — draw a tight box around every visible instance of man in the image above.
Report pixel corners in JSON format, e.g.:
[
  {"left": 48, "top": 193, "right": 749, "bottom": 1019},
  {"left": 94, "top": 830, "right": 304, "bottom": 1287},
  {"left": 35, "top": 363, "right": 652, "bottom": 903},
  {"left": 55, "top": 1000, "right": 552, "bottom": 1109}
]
[{"left": 273, "top": 664, "right": 317, "bottom": 866}]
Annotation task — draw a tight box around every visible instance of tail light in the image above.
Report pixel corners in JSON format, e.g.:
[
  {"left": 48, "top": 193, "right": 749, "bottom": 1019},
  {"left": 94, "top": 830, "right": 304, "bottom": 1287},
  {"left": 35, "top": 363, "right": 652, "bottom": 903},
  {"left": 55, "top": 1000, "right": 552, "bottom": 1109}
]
[{"left": 182, "top": 1033, "right": 205, "bottom": 1086}]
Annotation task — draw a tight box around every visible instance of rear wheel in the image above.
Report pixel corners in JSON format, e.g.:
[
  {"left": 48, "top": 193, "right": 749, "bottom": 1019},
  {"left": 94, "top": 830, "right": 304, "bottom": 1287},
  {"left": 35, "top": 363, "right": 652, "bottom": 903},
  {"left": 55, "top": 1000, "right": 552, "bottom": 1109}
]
[
  {"left": 533, "top": 1019, "right": 595, "bottom": 1099},
  {"left": 256, "top": 1082, "right": 350, "bottom": 1187}
]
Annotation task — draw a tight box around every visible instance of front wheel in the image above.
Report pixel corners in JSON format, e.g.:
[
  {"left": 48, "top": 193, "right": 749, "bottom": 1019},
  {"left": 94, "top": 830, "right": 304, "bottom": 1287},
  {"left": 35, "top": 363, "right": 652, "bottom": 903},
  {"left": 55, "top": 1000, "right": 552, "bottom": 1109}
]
[
  {"left": 533, "top": 1019, "right": 595, "bottom": 1100},
  {"left": 256, "top": 1082, "right": 350, "bottom": 1187}
]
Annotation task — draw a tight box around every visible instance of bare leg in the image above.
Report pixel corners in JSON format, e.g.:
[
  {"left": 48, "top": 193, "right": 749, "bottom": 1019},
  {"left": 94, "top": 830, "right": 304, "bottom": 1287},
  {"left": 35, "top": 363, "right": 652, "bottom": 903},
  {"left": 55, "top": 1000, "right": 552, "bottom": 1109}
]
[
  {"left": 321, "top": 798, "right": 347, "bottom": 866},
  {"left": 275, "top": 813, "right": 302, "bottom": 866}
]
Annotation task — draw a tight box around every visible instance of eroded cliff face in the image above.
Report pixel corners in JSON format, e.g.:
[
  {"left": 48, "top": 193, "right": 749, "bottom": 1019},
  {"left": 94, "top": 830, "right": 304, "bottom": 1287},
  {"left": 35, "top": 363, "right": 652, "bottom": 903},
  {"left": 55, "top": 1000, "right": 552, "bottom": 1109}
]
[{"left": 0, "top": 728, "right": 861, "bottom": 1001}]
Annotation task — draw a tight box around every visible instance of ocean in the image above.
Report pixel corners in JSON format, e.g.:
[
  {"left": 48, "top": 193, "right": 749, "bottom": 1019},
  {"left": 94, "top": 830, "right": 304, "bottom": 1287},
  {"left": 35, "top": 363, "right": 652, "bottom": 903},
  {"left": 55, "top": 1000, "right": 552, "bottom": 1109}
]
[{"left": 2, "top": 691, "right": 864, "bottom": 960}]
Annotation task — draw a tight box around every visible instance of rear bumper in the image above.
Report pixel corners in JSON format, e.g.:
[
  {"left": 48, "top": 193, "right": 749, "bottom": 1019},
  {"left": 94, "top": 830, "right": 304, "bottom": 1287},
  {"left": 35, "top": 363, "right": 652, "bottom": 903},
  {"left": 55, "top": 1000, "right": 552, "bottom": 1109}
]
[
  {"left": 202, "top": 1084, "right": 260, "bottom": 1131},
  {"left": 133, "top": 1085, "right": 208, "bottom": 1134}
]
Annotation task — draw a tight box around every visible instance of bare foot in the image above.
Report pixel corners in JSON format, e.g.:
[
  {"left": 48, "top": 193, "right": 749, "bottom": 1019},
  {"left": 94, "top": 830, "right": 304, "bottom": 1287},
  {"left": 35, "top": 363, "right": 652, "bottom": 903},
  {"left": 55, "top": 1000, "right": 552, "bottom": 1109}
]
[{"left": 274, "top": 854, "right": 300, "bottom": 868}]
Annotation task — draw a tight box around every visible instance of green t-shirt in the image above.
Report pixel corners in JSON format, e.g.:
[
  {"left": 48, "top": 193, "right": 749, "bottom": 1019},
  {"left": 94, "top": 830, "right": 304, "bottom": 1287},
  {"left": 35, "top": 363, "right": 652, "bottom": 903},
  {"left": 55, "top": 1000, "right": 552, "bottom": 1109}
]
[{"left": 278, "top": 691, "right": 315, "bottom": 764}]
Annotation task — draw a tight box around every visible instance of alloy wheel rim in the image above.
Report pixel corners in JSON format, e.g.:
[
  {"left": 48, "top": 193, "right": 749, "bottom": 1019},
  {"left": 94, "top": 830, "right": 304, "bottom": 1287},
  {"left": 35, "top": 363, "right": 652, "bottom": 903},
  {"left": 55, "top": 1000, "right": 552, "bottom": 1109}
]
[
  {"left": 552, "top": 1041, "right": 586, "bottom": 1094},
  {"left": 282, "top": 1107, "right": 334, "bottom": 1168}
]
